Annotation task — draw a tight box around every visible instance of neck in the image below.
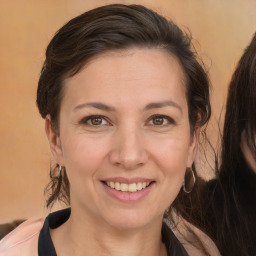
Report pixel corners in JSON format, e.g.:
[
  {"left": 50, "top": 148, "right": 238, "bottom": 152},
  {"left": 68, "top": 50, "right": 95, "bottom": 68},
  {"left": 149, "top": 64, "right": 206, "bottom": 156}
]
[{"left": 50, "top": 208, "right": 167, "bottom": 256}]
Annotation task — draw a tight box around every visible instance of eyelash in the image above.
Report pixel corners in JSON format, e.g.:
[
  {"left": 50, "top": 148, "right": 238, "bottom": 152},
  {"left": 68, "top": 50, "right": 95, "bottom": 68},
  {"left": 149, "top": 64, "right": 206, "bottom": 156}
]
[
  {"left": 79, "top": 114, "right": 175, "bottom": 127},
  {"left": 79, "top": 115, "right": 110, "bottom": 126},
  {"left": 148, "top": 114, "right": 175, "bottom": 126}
]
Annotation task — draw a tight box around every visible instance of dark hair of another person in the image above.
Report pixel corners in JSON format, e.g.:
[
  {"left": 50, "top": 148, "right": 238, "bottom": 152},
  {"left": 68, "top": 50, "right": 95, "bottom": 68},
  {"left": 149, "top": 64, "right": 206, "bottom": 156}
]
[
  {"left": 215, "top": 33, "right": 256, "bottom": 255},
  {"left": 222, "top": 33, "right": 256, "bottom": 169},
  {"left": 36, "top": 4, "right": 211, "bottom": 228},
  {"left": 181, "top": 34, "right": 256, "bottom": 256}
]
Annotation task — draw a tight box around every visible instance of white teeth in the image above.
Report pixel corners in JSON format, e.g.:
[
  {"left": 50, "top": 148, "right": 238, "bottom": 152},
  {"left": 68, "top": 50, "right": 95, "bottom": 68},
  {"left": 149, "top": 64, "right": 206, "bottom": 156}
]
[
  {"left": 115, "top": 182, "right": 120, "bottom": 190},
  {"left": 110, "top": 181, "right": 115, "bottom": 188},
  {"left": 137, "top": 182, "right": 143, "bottom": 191},
  {"left": 120, "top": 183, "right": 128, "bottom": 192},
  {"left": 128, "top": 183, "right": 137, "bottom": 192},
  {"left": 105, "top": 181, "right": 151, "bottom": 192}
]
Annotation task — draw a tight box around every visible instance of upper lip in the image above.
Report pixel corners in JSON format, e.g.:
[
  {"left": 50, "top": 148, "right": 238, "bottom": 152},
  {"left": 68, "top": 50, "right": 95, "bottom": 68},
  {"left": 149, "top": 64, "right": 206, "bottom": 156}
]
[{"left": 102, "top": 177, "right": 154, "bottom": 184}]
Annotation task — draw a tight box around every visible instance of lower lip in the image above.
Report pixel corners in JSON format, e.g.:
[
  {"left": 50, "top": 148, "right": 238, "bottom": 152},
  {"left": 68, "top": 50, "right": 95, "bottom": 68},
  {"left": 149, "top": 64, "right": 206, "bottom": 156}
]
[{"left": 102, "top": 182, "right": 154, "bottom": 202}]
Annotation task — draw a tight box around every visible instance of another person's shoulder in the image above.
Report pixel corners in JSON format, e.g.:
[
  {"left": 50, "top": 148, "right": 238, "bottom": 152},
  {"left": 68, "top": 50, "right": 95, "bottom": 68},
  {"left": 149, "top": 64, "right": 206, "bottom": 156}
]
[
  {"left": 0, "top": 218, "right": 44, "bottom": 256},
  {"left": 172, "top": 217, "right": 221, "bottom": 256}
]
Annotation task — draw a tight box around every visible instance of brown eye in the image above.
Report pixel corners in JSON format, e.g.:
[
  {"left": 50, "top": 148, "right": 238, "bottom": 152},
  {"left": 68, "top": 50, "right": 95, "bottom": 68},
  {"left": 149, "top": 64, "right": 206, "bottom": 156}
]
[
  {"left": 152, "top": 117, "right": 164, "bottom": 125},
  {"left": 80, "top": 115, "right": 109, "bottom": 126},
  {"left": 90, "top": 117, "right": 103, "bottom": 125},
  {"left": 148, "top": 115, "right": 175, "bottom": 126}
]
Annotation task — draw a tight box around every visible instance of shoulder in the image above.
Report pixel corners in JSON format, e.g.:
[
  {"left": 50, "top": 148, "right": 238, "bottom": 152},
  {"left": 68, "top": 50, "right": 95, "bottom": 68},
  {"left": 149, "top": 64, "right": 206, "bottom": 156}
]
[
  {"left": 172, "top": 217, "right": 221, "bottom": 256},
  {"left": 0, "top": 218, "right": 44, "bottom": 256}
]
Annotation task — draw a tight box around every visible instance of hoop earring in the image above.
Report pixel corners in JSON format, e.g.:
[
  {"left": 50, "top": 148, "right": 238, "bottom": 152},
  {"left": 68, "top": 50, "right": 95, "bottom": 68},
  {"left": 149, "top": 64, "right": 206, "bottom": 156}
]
[
  {"left": 58, "top": 165, "right": 62, "bottom": 179},
  {"left": 182, "top": 167, "right": 196, "bottom": 193}
]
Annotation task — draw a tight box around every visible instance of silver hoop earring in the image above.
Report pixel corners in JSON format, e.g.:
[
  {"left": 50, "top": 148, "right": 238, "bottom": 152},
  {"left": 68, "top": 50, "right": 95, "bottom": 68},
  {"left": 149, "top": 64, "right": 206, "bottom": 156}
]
[
  {"left": 58, "top": 165, "right": 62, "bottom": 179},
  {"left": 182, "top": 167, "right": 196, "bottom": 193}
]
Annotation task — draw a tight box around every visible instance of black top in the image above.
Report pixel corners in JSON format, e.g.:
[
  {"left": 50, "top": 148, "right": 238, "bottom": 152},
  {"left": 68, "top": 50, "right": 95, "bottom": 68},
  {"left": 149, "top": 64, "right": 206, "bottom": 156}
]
[{"left": 38, "top": 208, "right": 189, "bottom": 256}]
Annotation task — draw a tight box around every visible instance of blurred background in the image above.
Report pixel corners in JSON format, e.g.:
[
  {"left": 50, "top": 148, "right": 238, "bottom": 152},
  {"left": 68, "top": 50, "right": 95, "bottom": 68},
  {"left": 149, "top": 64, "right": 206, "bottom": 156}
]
[{"left": 0, "top": 0, "right": 255, "bottom": 222}]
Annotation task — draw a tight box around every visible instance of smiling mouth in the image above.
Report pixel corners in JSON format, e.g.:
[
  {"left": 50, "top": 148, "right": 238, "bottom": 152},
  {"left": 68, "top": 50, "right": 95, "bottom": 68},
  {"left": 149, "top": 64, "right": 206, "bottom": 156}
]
[{"left": 102, "top": 181, "right": 153, "bottom": 192}]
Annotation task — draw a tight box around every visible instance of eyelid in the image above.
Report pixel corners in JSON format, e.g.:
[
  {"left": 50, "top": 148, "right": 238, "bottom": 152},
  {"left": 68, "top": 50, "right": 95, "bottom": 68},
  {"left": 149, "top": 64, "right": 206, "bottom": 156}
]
[
  {"left": 79, "top": 115, "right": 111, "bottom": 126},
  {"left": 147, "top": 114, "right": 176, "bottom": 125}
]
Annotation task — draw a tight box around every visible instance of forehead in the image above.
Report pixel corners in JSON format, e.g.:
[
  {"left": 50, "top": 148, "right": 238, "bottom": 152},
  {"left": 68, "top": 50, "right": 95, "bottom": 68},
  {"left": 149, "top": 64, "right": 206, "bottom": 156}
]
[
  {"left": 80, "top": 47, "right": 186, "bottom": 83},
  {"left": 61, "top": 48, "right": 187, "bottom": 109}
]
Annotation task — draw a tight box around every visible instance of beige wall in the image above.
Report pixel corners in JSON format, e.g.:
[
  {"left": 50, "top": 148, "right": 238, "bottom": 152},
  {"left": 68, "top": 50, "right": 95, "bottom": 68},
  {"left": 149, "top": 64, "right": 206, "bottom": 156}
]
[{"left": 0, "top": 0, "right": 255, "bottom": 222}]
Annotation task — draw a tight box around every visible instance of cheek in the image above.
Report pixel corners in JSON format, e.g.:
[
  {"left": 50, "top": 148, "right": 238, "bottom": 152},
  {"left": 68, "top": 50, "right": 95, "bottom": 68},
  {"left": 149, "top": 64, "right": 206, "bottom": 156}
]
[
  {"left": 150, "top": 134, "right": 191, "bottom": 199},
  {"left": 152, "top": 135, "right": 191, "bottom": 171},
  {"left": 60, "top": 136, "right": 109, "bottom": 207},
  {"left": 61, "top": 135, "right": 108, "bottom": 177},
  {"left": 155, "top": 138, "right": 190, "bottom": 195}
]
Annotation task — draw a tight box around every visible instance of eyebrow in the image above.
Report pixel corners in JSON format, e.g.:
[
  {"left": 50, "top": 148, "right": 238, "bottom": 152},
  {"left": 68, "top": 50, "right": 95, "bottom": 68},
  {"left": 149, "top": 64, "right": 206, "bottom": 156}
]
[
  {"left": 144, "top": 100, "right": 182, "bottom": 113},
  {"left": 73, "top": 102, "right": 116, "bottom": 112},
  {"left": 73, "top": 100, "right": 182, "bottom": 113}
]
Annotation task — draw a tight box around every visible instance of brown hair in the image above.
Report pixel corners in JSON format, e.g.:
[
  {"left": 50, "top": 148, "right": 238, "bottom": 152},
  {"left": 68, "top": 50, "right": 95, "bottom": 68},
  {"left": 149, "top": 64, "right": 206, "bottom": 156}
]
[{"left": 37, "top": 4, "right": 211, "bottom": 211}]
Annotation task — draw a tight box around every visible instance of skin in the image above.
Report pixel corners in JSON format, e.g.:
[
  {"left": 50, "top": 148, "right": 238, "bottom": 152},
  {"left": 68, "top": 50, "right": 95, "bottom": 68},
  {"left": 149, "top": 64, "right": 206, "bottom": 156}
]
[
  {"left": 240, "top": 131, "right": 256, "bottom": 173},
  {"left": 173, "top": 217, "right": 221, "bottom": 256},
  {"left": 45, "top": 48, "right": 199, "bottom": 256}
]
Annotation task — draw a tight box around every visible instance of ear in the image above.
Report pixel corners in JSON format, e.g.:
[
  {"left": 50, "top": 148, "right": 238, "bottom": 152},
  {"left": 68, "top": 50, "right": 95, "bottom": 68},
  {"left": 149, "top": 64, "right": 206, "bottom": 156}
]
[
  {"left": 45, "top": 115, "right": 65, "bottom": 166},
  {"left": 186, "top": 125, "right": 200, "bottom": 168}
]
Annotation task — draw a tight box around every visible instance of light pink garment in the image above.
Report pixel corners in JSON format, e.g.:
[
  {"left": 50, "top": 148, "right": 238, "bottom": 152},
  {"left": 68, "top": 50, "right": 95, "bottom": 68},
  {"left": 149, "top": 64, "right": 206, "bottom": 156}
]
[{"left": 0, "top": 218, "right": 44, "bottom": 256}]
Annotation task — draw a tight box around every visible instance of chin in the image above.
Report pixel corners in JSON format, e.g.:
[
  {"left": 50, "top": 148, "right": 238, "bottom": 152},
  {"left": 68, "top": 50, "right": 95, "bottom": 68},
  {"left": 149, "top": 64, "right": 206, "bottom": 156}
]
[{"left": 103, "top": 209, "right": 162, "bottom": 230}]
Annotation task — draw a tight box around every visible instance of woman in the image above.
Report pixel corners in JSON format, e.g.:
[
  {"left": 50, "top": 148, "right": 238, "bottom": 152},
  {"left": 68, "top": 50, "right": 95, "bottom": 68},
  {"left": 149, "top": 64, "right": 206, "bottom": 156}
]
[
  {"left": 0, "top": 4, "right": 219, "bottom": 255},
  {"left": 210, "top": 33, "right": 256, "bottom": 256},
  {"left": 218, "top": 33, "right": 256, "bottom": 256},
  {"left": 180, "top": 33, "right": 256, "bottom": 256}
]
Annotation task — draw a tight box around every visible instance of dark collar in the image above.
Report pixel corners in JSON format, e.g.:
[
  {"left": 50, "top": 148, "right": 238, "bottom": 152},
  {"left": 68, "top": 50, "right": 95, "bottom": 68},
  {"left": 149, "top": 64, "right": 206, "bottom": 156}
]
[{"left": 38, "top": 208, "right": 188, "bottom": 256}]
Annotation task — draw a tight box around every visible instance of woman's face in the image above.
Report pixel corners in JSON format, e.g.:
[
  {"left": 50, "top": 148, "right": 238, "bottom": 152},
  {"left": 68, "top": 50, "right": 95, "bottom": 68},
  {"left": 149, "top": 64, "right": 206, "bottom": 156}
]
[{"left": 46, "top": 48, "right": 198, "bottom": 229}]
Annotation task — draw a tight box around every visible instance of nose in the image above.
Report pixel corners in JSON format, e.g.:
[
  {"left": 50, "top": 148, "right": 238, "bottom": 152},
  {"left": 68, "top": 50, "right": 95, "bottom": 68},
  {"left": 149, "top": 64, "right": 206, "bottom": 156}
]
[{"left": 109, "top": 126, "right": 149, "bottom": 170}]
